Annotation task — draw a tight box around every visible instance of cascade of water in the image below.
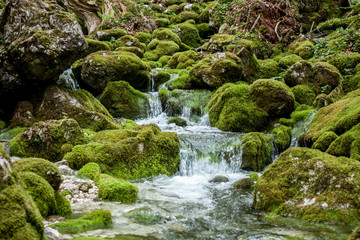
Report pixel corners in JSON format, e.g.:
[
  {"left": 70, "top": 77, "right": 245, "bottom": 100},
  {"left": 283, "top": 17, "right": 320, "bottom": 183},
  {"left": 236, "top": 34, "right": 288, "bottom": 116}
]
[
  {"left": 146, "top": 92, "right": 163, "bottom": 118},
  {"left": 57, "top": 68, "right": 80, "bottom": 90},
  {"left": 290, "top": 110, "right": 317, "bottom": 147}
]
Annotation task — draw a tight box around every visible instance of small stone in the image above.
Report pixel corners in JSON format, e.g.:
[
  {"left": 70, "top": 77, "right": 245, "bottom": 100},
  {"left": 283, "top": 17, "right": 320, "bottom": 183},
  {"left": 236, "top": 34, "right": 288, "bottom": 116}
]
[
  {"left": 233, "top": 178, "right": 254, "bottom": 190},
  {"left": 209, "top": 175, "right": 229, "bottom": 183},
  {"left": 44, "top": 226, "right": 61, "bottom": 240}
]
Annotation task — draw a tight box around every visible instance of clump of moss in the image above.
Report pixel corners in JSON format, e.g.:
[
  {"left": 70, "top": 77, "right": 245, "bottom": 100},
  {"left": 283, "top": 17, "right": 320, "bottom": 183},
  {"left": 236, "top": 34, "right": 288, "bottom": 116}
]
[
  {"left": 54, "top": 192, "right": 72, "bottom": 217},
  {"left": 113, "top": 35, "right": 142, "bottom": 50},
  {"left": 99, "top": 81, "right": 149, "bottom": 120},
  {"left": 328, "top": 52, "right": 360, "bottom": 74},
  {"left": 0, "top": 127, "right": 26, "bottom": 140},
  {"left": 168, "top": 50, "right": 199, "bottom": 69},
  {"left": 278, "top": 54, "right": 303, "bottom": 69},
  {"left": 312, "top": 131, "right": 338, "bottom": 152},
  {"left": 134, "top": 32, "right": 152, "bottom": 45},
  {"left": 64, "top": 124, "right": 180, "bottom": 180},
  {"left": 174, "top": 21, "right": 201, "bottom": 48},
  {"left": 152, "top": 28, "right": 182, "bottom": 46},
  {"left": 241, "top": 132, "right": 272, "bottom": 171},
  {"left": 95, "top": 174, "right": 138, "bottom": 203},
  {"left": 94, "top": 29, "right": 128, "bottom": 41},
  {"left": 254, "top": 147, "right": 360, "bottom": 223},
  {"left": 289, "top": 40, "right": 315, "bottom": 59},
  {"left": 256, "top": 59, "right": 280, "bottom": 79},
  {"left": 49, "top": 209, "right": 112, "bottom": 234},
  {"left": 233, "top": 178, "right": 254, "bottom": 190},
  {"left": 145, "top": 40, "right": 180, "bottom": 61},
  {"left": 155, "top": 18, "right": 170, "bottom": 27},
  {"left": 78, "top": 162, "right": 101, "bottom": 180},
  {"left": 10, "top": 119, "right": 88, "bottom": 162},
  {"left": 291, "top": 85, "right": 316, "bottom": 106},
  {"left": 167, "top": 117, "right": 187, "bottom": 127},
  {"left": 13, "top": 158, "right": 62, "bottom": 191},
  {"left": 249, "top": 172, "right": 260, "bottom": 181},
  {"left": 271, "top": 125, "right": 292, "bottom": 152},
  {"left": 84, "top": 39, "right": 111, "bottom": 56},
  {"left": 153, "top": 71, "right": 171, "bottom": 89},
  {"left": 159, "top": 88, "right": 169, "bottom": 110}
]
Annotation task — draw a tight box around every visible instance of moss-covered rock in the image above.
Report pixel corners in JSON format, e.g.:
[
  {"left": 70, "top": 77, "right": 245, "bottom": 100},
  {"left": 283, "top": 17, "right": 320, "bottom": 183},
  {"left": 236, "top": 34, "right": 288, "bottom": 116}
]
[
  {"left": 202, "top": 34, "right": 236, "bottom": 52},
  {"left": 312, "top": 131, "right": 338, "bottom": 152},
  {"left": 189, "top": 53, "right": 243, "bottom": 89},
  {"left": 83, "top": 39, "right": 111, "bottom": 56},
  {"left": 19, "top": 172, "right": 56, "bottom": 218},
  {"left": 54, "top": 192, "right": 72, "bottom": 217},
  {"left": 0, "top": 164, "right": 44, "bottom": 239},
  {"left": 271, "top": 125, "right": 292, "bottom": 152},
  {"left": 49, "top": 209, "right": 112, "bottom": 234},
  {"left": 78, "top": 162, "right": 101, "bottom": 180},
  {"left": 168, "top": 50, "right": 199, "bottom": 69},
  {"left": 152, "top": 28, "right": 182, "bottom": 46},
  {"left": 278, "top": 54, "right": 303, "bottom": 69},
  {"left": 167, "top": 117, "right": 187, "bottom": 127},
  {"left": 326, "top": 124, "right": 360, "bottom": 158},
  {"left": 13, "top": 158, "right": 61, "bottom": 191},
  {"left": 81, "top": 51, "right": 151, "bottom": 94},
  {"left": 254, "top": 147, "right": 360, "bottom": 223},
  {"left": 99, "top": 81, "right": 149, "bottom": 120},
  {"left": 155, "top": 18, "right": 170, "bottom": 27},
  {"left": 94, "top": 29, "right": 128, "bottom": 41},
  {"left": 10, "top": 101, "right": 35, "bottom": 127},
  {"left": 113, "top": 35, "right": 142, "bottom": 49},
  {"left": 64, "top": 124, "right": 180, "bottom": 180},
  {"left": 241, "top": 132, "right": 272, "bottom": 171},
  {"left": 312, "top": 62, "right": 342, "bottom": 94},
  {"left": 257, "top": 59, "right": 280, "bottom": 79},
  {"left": 289, "top": 40, "right": 315, "bottom": 59},
  {"left": 115, "top": 46, "right": 144, "bottom": 58},
  {"left": 249, "top": 172, "right": 260, "bottom": 181},
  {"left": 152, "top": 71, "right": 171, "bottom": 90},
  {"left": 233, "top": 178, "right": 254, "bottom": 190},
  {"left": 95, "top": 174, "right": 138, "bottom": 203},
  {"left": 208, "top": 83, "right": 268, "bottom": 132},
  {"left": 284, "top": 60, "right": 315, "bottom": 87},
  {"left": 174, "top": 21, "right": 201, "bottom": 48},
  {"left": 249, "top": 79, "right": 295, "bottom": 118},
  {"left": 134, "top": 32, "right": 152, "bottom": 45},
  {"left": 291, "top": 85, "right": 316, "bottom": 106},
  {"left": 10, "top": 119, "right": 88, "bottom": 162},
  {"left": 328, "top": 52, "right": 360, "bottom": 74},
  {"left": 0, "top": 127, "right": 26, "bottom": 141}
]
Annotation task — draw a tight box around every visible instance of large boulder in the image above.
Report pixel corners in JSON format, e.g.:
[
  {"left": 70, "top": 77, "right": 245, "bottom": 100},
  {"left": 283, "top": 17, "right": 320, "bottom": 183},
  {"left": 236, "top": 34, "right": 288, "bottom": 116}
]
[
  {"left": 80, "top": 51, "right": 151, "bottom": 94},
  {"left": 208, "top": 83, "right": 268, "bottom": 132},
  {"left": 254, "top": 147, "right": 360, "bottom": 223},
  {"left": 10, "top": 119, "right": 89, "bottom": 162},
  {"left": 64, "top": 124, "right": 180, "bottom": 180},
  {"left": 99, "top": 81, "right": 150, "bottom": 120},
  {"left": 249, "top": 79, "right": 295, "bottom": 118}
]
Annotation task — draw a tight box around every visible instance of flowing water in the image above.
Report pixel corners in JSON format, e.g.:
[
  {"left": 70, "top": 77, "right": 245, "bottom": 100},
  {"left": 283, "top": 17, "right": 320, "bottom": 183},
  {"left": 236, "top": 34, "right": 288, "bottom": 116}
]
[{"left": 66, "top": 90, "right": 353, "bottom": 240}]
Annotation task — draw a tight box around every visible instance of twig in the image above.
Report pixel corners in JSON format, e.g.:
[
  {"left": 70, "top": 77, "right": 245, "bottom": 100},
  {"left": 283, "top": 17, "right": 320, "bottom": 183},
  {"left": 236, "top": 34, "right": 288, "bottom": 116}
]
[
  {"left": 250, "top": 15, "right": 261, "bottom": 32},
  {"left": 275, "top": 21, "right": 281, "bottom": 40},
  {"left": 310, "top": 21, "right": 315, "bottom": 33},
  {"left": 236, "top": 47, "right": 245, "bottom": 56}
]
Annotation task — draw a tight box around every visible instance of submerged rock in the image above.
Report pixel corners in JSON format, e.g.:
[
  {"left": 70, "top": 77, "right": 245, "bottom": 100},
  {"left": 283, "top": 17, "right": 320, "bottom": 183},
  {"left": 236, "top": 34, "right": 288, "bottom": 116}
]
[
  {"left": 209, "top": 175, "right": 229, "bottom": 183},
  {"left": 233, "top": 178, "right": 254, "bottom": 190},
  {"left": 254, "top": 147, "right": 360, "bottom": 223}
]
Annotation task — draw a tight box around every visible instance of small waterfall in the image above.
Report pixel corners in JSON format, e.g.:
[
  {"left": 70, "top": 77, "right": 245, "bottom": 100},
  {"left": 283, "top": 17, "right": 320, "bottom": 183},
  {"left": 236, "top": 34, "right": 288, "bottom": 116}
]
[
  {"left": 290, "top": 110, "right": 317, "bottom": 147},
  {"left": 57, "top": 68, "right": 80, "bottom": 90},
  {"left": 145, "top": 92, "right": 163, "bottom": 118},
  {"left": 180, "top": 106, "right": 191, "bottom": 120},
  {"left": 198, "top": 113, "right": 210, "bottom": 126}
]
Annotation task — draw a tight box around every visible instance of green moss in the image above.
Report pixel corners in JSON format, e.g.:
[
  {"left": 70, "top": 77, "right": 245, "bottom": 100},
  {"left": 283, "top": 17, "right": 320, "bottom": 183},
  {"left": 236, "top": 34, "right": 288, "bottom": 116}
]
[
  {"left": 326, "top": 124, "right": 360, "bottom": 158},
  {"left": 167, "top": 117, "right": 187, "bottom": 127},
  {"left": 54, "top": 192, "right": 72, "bottom": 217},
  {"left": 271, "top": 125, "right": 292, "bottom": 152},
  {"left": 84, "top": 39, "right": 111, "bottom": 56},
  {"left": 233, "top": 178, "right": 254, "bottom": 190},
  {"left": 78, "top": 162, "right": 102, "bottom": 180},
  {"left": 49, "top": 209, "right": 112, "bottom": 234},
  {"left": 158, "top": 55, "right": 171, "bottom": 67},
  {"left": 168, "top": 50, "right": 198, "bottom": 69},
  {"left": 134, "top": 32, "right": 152, "bottom": 45},
  {"left": 0, "top": 127, "right": 26, "bottom": 140},
  {"left": 95, "top": 29, "right": 128, "bottom": 41},
  {"left": 155, "top": 18, "right": 170, "bottom": 27},
  {"left": 13, "top": 158, "right": 62, "bottom": 191},
  {"left": 290, "top": 40, "right": 315, "bottom": 59},
  {"left": 114, "top": 47, "right": 144, "bottom": 58},
  {"left": 159, "top": 88, "right": 169, "bottom": 109},
  {"left": 154, "top": 40, "right": 180, "bottom": 57},
  {"left": 254, "top": 147, "right": 360, "bottom": 223},
  {"left": 348, "top": 225, "right": 360, "bottom": 240},
  {"left": 311, "top": 62, "right": 342, "bottom": 94},
  {"left": 249, "top": 172, "right": 260, "bottom": 181},
  {"left": 64, "top": 124, "right": 181, "bottom": 180},
  {"left": 0, "top": 120, "right": 5, "bottom": 129},
  {"left": 9, "top": 119, "right": 89, "bottom": 162},
  {"left": 147, "top": 39, "right": 160, "bottom": 50},
  {"left": 99, "top": 81, "right": 149, "bottom": 120},
  {"left": 19, "top": 172, "right": 56, "bottom": 218},
  {"left": 328, "top": 52, "right": 360, "bottom": 74},
  {"left": 312, "top": 131, "right": 338, "bottom": 152},
  {"left": 153, "top": 71, "right": 171, "bottom": 89},
  {"left": 174, "top": 21, "right": 201, "bottom": 48},
  {"left": 95, "top": 174, "right": 138, "bottom": 203},
  {"left": 291, "top": 85, "right": 316, "bottom": 106},
  {"left": 208, "top": 83, "right": 268, "bottom": 132},
  {"left": 113, "top": 35, "right": 142, "bottom": 50},
  {"left": 179, "top": 11, "right": 198, "bottom": 22},
  {"left": 278, "top": 54, "right": 303, "bottom": 69},
  {"left": 343, "top": 73, "right": 360, "bottom": 93},
  {"left": 152, "top": 28, "right": 182, "bottom": 46},
  {"left": 256, "top": 59, "right": 280, "bottom": 79},
  {"left": 125, "top": 207, "right": 164, "bottom": 225},
  {"left": 202, "top": 34, "right": 236, "bottom": 52},
  {"left": 241, "top": 132, "right": 272, "bottom": 171},
  {"left": 250, "top": 79, "right": 295, "bottom": 118}
]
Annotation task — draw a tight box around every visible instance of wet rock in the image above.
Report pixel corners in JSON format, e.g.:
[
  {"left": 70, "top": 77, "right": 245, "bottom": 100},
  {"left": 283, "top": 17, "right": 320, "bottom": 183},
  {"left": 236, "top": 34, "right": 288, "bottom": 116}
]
[
  {"left": 60, "top": 175, "right": 98, "bottom": 205},
  {"left": 55, "top": 160, "right": 69, "bottom": 167},
  {"left": 58, "top": 165, "right": 76, "bottom": 176},
  {"left": 209, "top": 175, "right": 229, "bottom": 183},
  {"left": 44, "top": 226, "right": 61, "bottom": 240},
  {"left": 233, "top": 178, "right": 254, "bottom": 190}
]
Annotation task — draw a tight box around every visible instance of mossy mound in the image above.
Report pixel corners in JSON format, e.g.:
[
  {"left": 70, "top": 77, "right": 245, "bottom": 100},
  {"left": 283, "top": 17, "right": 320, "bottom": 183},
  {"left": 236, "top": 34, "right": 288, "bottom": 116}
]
[
  {"left": 328, "top": 52, "right": 360, "bottom": 74},
  {"left": 115, "top": 47, "right": 144, "bottom": 58},
  {"left": 168, "top": 50, "right": 199, "bottom": 69},
  {"left": 84, "top": 39, "right": 111, "bottom": 56},
  {"left": 134, "top": 32, "right": 152, "bottom": 45},
  {"left": 271, "top": 125, "right": 292, "bottom": 152},
  {"left": 167, "top": 117, "right": 187, "bottom": 127},
  {"left": 78, "top": 162, "right": 102, "bottom": 180},
  {"left": 312, "top": 131, "right": 339, "bottom": 152},
  {"left": 19, "top": 172, "right": 56, "bottom": 218},
  {"left": 326, "top": 124, "right": 360, "bottom": 159},
  {"left": 312, "top": 62, "right": 342, "bottom": 94},
  {"left": 152, "top": 71, "right": 171, "bottom": 90},
  {"left": 202, "top": 34, "right": 236, "bottom": 52},
  {"left": 174, "top": 21, "right": 202, "bottom": 48},
  {"left": 152, "top": 28, "right": 182, "bottom": 46},
  {"left": 254, "top": 147, "right": 360, "bottom": 223},
  {"left": 81, "top": 51, "right": 150, "bottom": 94},
  {"left": 64, "top": 124, "right": 180, "bottom": 180},
  {"left": 33, "top": 85, "right": 119, "bottom": 131},
  {"left": 12, "top": 158, "right": 61, "bottom": 191},
  {"left": 10, "top": 119, "right": 88, "bottom": 162},
  {"left": 94, "top": 29, "right": 128, "bottom": 41},
  {"left": 291, "top": 85, "right": 316, "bottom": 106},
  {"left": 99, "top": 81, "right": 149, "bottom": 120},
  {"left": 256, "top": 59, "right": 280, "bottom": 79},
  {"left": 284, "top": 60, "right": 315, "bottom": 87},
  {"left": 249, "top": 79, "right": 295, "bottom": 118},
  {"left": 113, "top": 35, "right": 142, "bottom": 49},
  {"left": 278, "top": 54, "right": 303, "bottom": 69},
  {"left": 95, "top": 174, "right": 138, "bottom": 203},
  {"left": 144, "top": 40, "right": 180, "bottom": 61},
  {"left": 208, "top": 83, "right": 268, "bottom": 132},
  {"left": 54, "top": 192, "right": 72, "bottom": 217},
  {"left": 189, "top": 53, "right": 243, "bottom": 89},
  {"left": 49, "top": 209, "right": 112, "bottom": 234},
  {"left": 241, "top": 132, "right": 272, "bottom": 171},
  {"left": 289, "top": 40, "right": 315, "bottom": 59},
  {"left": 233, "top": 178, "right": 254, "bottom": 190},
  {"left": 0, "top": 165, "right": 44, "bottom": 239}
]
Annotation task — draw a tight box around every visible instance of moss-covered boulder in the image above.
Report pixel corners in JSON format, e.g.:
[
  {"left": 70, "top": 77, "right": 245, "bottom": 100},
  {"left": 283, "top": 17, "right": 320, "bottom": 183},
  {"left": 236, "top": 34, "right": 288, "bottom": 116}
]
[
  {"left": 13, "top": 158, "right": 62, "bottom": 191},
  {"left": 312, "top": 62, "right": 342, "bottom": 94},
  {"left": 99, "top": 81, "right": 149, "bottom": 119},
  {"left": 78, "top": 162, "right": 101, "bottom": 180},
  {"left": 254, "top": 147, "right": 360, "bottom": 223},
  {"left": 202, "top": 34, "right": 236, "bottom": 52},
  {"left": 10, "top": 119, "right": 88, "bottom": 162},
  {"left": 81, "top": 51, "right": 151, "bottom": 94},
  {"left": 152, "top": 28, "right": 182, "bottom": 46},
  {"left": 113, "top": 35, "right": 142, "bottom": 49},
  {"left": 19, "top": 172, "right": 56, "bottom": 218},
  {"left": 257, "top": 59, "right": 280, "bottom": 79},
  {"left": 271, "top": 125, "right": 292, "bottom": 152},
  {"left": 174, "top": 21, "right": 202, "bottom": 48},
  {"left": 284, "top": 60, "right": 315, "bottom": 87},
  {"left": 144, "top": 40, "right": 180, "bottom": 61},
  {"left": 291, "top": 85, "right": 316, "bottom": 106},
  {"left": 168, "top": 50, "right": 199, "bottom": 69},
  {"left": 328, "top": 52, "right": 360, "bottom": 75},
  {"left": 189, "top": 53, "right": 243, "bottom": 89},
  {"left": 167, "top": 117, "right": 187, "bottom": 127},
  {"left": 278, "top": 54, "right": 303, "bottom": 69},
  {"left": 94, "top": 29, "right": 128, "bottom": 41},
  {"left": 241, "top": 132, "right": 272, "bottom": 171},
  {"left": 0, "top": 159, "right": 44, "bottom": 239},
  {"left": 208, "top": 83, "right": 268, "bottom": 132},
  {"left": 49, "top": 209, "right": 112, "bottom": 234},
  {"left": 312, "top": 131, "right": 339, "bottom": 152},
  {"left": 233, "top": 178, "right": 254, "bottom": 190},
  {"left": 249, "top": 79, "right": 295, "bottom": 118},
  {"left": 64, "top": 124, "right": 180, "bottom": 179},
  {"left": 54, "top": 192, "right": 72, "bottom": 217},
  {"left": 95, "top": 174, "right": 138, "bottom": 203},
  {"left": 152, "top": 71, "right": 171, "bottom": 89},
  {"left": 289, "top": 40, "right": 315, "bottom": 59}
]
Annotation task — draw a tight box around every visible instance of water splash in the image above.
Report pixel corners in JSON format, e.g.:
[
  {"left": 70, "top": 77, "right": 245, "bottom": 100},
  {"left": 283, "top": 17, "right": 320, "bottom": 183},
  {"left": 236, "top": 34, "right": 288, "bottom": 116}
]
[
  {"left": 290, "top": 110, "right": 317, "bottom": 147},
  {"left": 57, "top": 68, "right": 80, "bottom": 90}
]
